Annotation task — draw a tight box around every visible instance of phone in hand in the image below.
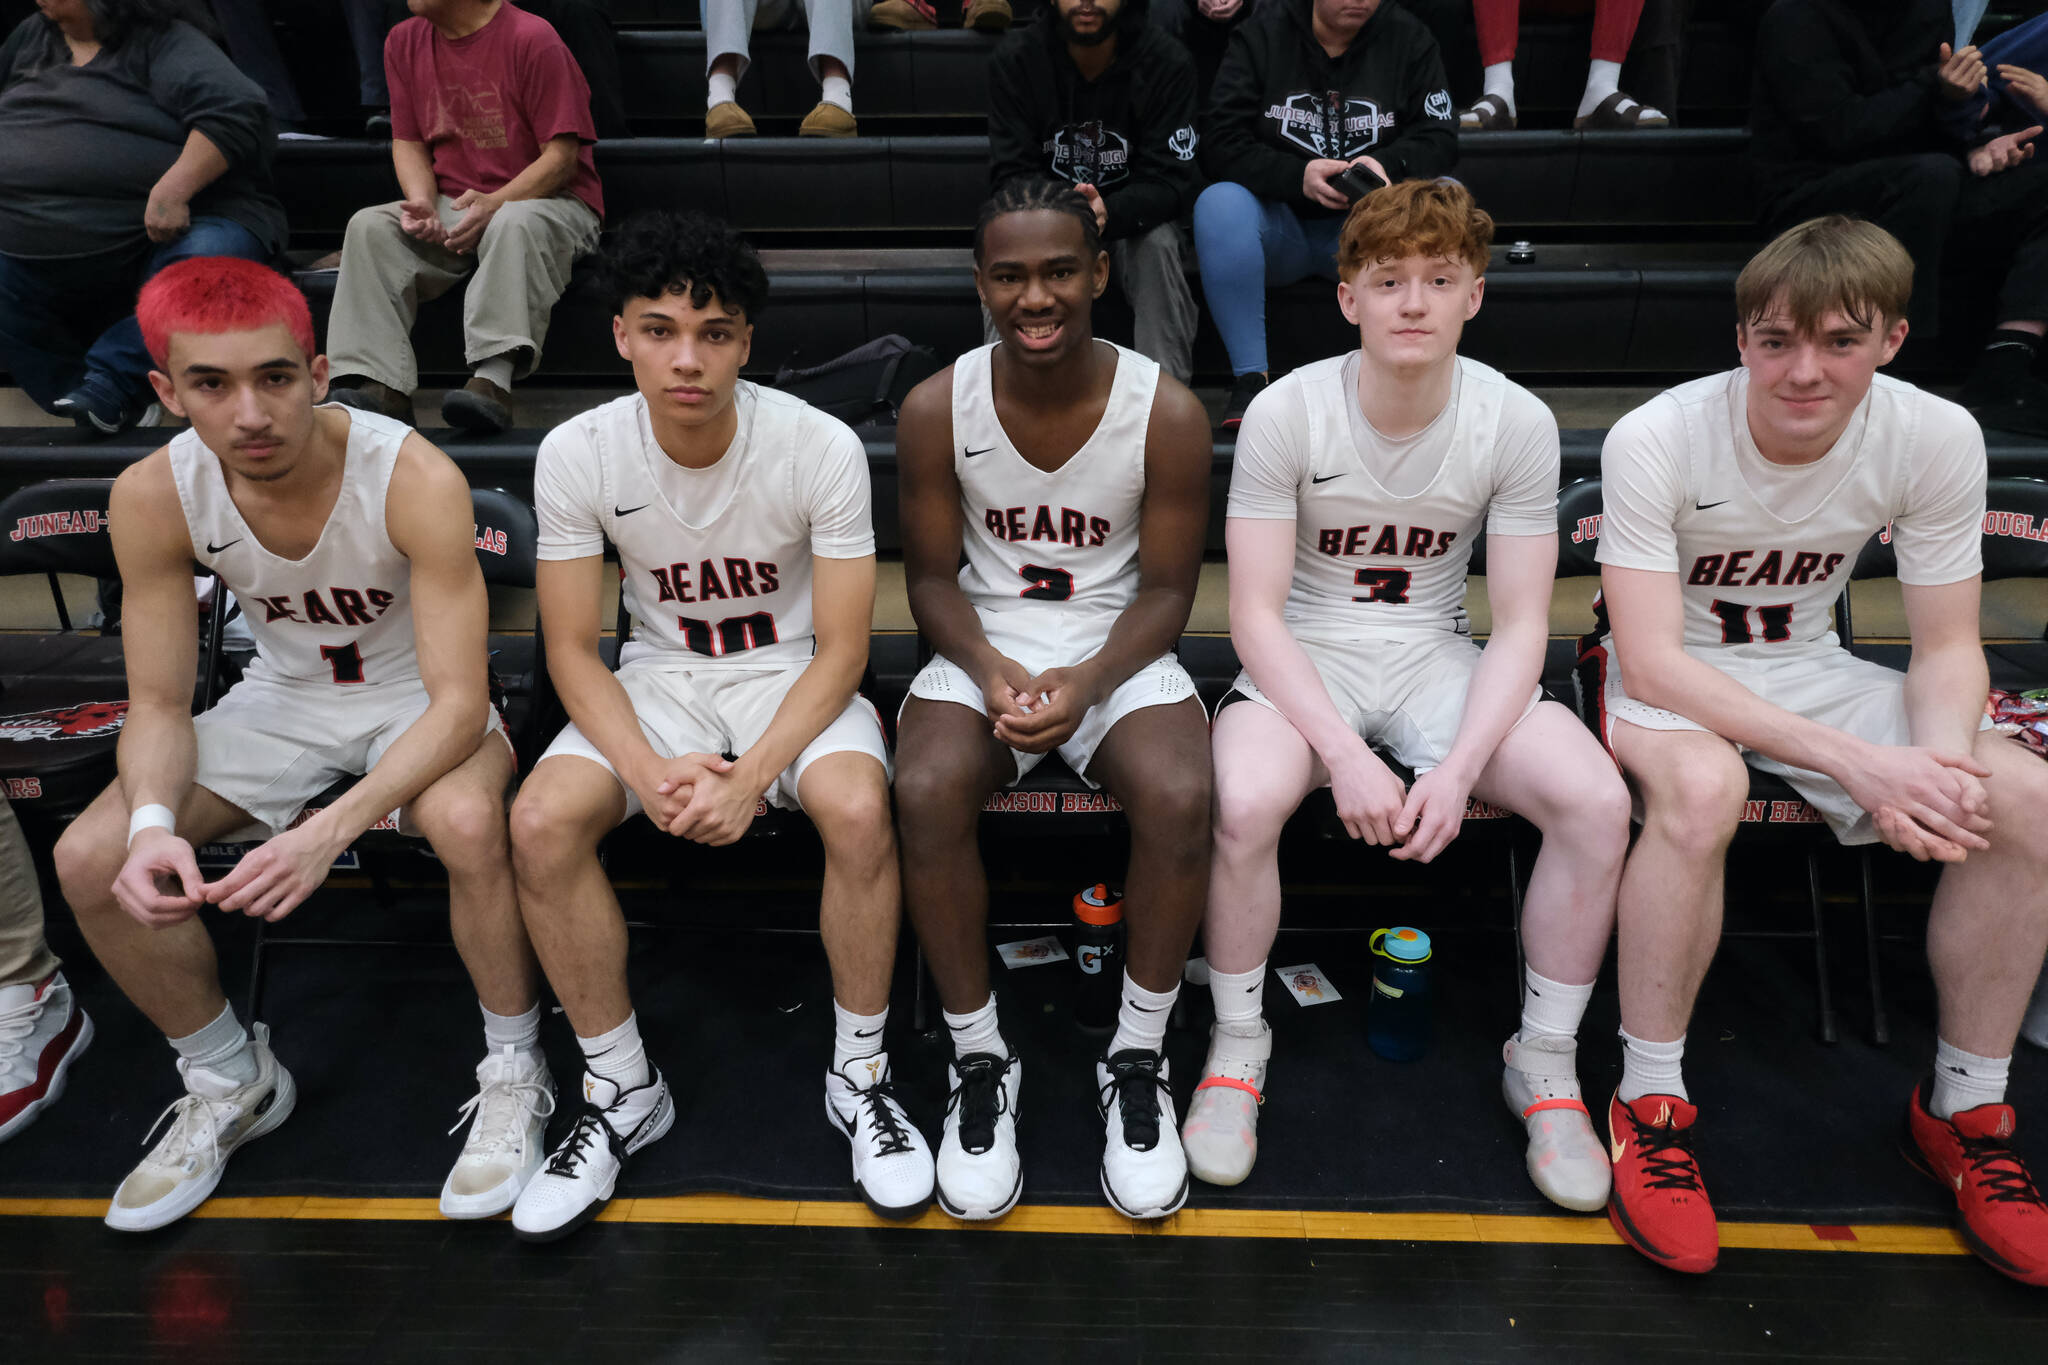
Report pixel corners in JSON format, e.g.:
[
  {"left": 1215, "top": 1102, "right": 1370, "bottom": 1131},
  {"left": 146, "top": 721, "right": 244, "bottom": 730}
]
[{"left": 1329, "top": 162, "right": 1388, "bottom": 204}]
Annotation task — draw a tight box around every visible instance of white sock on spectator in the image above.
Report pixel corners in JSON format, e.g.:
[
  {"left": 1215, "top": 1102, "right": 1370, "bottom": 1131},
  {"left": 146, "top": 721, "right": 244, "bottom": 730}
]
[
  {"left": 1207, "top": 963, "right": 1267, "bottom": 1040},
  {"left": 1579, "top": 58, "right": 1623, "bottom": 119},
  {"left": 1617, "top": 1027, "right": 1687, "bottom": 1103},
  {"left": 481, "top": 1001, "right": 542, "bottom": 1061},
  {"left": 1482, "top": 61, "right": 1516, "bottom": 115},
  {"left": 820, "top": 74, "right": 853, "bottom": 113},
  {"left": 708, "top": 72, "right": 738, "bottom": 108},
  {"left": 170, "top": 1002, "right": 258, "bottom": 1086},
  {"left": 944, "top": 995, "right": 1008, "bottom": 1060},
  {"left": 473, "top": 354, "right": 515, "bottom": 391},
  {"left": 578, "top": 1013, "right": 650, "bottom": 1091},
  {"left": 1931, "top": 1040, "right": 2011, "bottom": 1119}
]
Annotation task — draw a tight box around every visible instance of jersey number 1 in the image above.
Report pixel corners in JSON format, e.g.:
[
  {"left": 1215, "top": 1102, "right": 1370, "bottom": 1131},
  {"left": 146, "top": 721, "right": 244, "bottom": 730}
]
[
  {"left": 321, "top": 641, "right": 366, "bottom": 684},
  {"left": 1709, "top": 599, "right": 1794, "bottom": 644}
]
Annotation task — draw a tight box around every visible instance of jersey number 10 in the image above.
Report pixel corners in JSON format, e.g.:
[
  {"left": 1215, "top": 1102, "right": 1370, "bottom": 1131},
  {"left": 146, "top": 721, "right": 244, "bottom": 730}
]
[{"left": 679, "top": 611, "right": 780, "bottom": 657}]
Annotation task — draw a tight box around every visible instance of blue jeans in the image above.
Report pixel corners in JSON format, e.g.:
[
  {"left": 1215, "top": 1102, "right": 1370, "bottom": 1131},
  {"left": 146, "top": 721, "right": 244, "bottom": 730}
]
[
  {"left": 0, "top": 218, "right": 270, "bottom": 415},
  {"left": 1192, "top": 181, "right": 1345, "bottom": 377}
]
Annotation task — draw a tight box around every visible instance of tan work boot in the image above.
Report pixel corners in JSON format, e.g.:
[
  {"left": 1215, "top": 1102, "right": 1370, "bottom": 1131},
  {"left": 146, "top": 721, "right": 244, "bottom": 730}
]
[
  {"left": 868, "top": 0, "right": 936, "bottom": 29},
  {"left": 327, "top": 378, "right": 414, "bottom": 424},
  {"left": 706, "top": 101, "right": 756, "bottom": 139},
  {"left": 799, "top": 102, "right": 858, "bottom": 138},
  {"left": 441, "top": 376, "right": 513, "bottom": 434},
  {"left": 964, "top": 0, "right": 1012, "bottom": 30}
]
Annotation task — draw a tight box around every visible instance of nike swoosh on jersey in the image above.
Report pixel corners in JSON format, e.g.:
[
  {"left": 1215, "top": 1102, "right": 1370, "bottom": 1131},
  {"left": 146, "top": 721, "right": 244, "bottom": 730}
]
[
  {"left": 206, "top": 538, "right": 242, "bottom": 554},
  {"left": 964, "top": 446, "right": 995, "bottom": 458},
  {"left": 1694, "top": 499, "right": 1730, "bottom": 511},
  {"left": 615, "top": 504, "right": 650, "bottom": 517},
  {"left": 1311, "top": 473, "right": 1346, "bottom": 484}
]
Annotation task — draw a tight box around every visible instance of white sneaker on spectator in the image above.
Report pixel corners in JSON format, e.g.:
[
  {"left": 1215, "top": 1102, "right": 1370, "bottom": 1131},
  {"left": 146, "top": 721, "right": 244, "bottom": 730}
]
[
  {"left": 1181, "top": 1022, "right": 1270, "bottom": 1187},
  {"left": 825, "top": 1054, "right": 935, "bottom": 1219},
  {"left": 440, "top": 1046, "right": 556, "bottom": 1220},
  {"left": 511, "top": 1070, "right": 673, "bottom": 1242},
  {"left": 935, "top": 1050, "right": 1022, "bottom": 1221},
  {"left": 0, "top": 972, "right": 92, "bottom": 1144},
  {"left": 105, "top": 1023, "right": 295, "bottom": 1232},
  {"left": 1097, "top": 1049, "right": 1188, "bottom": 1219}
]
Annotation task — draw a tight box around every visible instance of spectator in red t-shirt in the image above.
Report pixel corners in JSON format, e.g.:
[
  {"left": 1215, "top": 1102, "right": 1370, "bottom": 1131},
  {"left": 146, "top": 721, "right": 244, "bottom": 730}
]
[{"left": 327, "top": 0, "right": 605, "bottom": 434}]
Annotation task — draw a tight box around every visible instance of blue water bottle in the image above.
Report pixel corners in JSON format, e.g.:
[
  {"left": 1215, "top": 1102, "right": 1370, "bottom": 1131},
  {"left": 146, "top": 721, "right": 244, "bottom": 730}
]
[{"left": 1366, "top": 927, "right": 1434, "bottom": 1062}]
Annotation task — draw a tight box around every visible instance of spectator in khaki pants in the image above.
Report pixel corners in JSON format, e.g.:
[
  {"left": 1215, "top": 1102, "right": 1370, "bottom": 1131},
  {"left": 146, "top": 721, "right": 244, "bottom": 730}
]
[
  {"left": 0, "top": 796, "right": 90, "bottom": 1144},
  {"left": 327, "top": 0, "right": 605, "bottom": 436}
]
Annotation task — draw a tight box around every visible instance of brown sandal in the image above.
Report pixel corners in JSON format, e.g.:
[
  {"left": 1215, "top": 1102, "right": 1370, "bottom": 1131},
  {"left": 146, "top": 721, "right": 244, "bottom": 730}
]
[
  {"left": 1574, "top": 90, "right": 1670, "bottom": 130},
  {"left": 1458, "top": 93, "right": 1517, "bottom": 131}
]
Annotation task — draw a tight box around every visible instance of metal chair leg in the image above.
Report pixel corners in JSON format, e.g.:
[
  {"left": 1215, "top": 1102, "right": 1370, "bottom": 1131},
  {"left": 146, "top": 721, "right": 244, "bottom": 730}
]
[
  {"left": 911, "top": 943, "right": 931, "bottom": 1034},
  {"left": 244, "top": 919, "right": 269, "bottom": 1024},
  {"left": 1506, "top": 840, "right": 1526, "bottom": 991},
  {"left": 1860, "top": 849, "right": 1889, "bottom": 1046},
  {"left": 1807, "top": 850, "right": 1839, "bottom": 1045}
]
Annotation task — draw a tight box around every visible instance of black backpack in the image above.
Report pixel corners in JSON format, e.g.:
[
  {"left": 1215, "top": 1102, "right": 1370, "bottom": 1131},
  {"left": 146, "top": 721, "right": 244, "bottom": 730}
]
[{"left": 772, "top": 335, "right": 940, "bottom": 427}]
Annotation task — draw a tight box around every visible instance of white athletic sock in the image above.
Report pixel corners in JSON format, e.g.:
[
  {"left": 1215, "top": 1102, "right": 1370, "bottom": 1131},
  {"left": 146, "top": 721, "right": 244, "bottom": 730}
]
[
  {"left": 1482, "top": 61, "right": 1516, "bottom": 115},
  {"left": 472, "top": 354, "right": 515, "bottom": 391},
  {"left": 1578, "top": 58, "right": 1622, "bottom": 119},
  {"left": 482, "top": 1001, "right": 542, "bottom": 1060},
  {"left": 832, "top": 1001, "right": 887, "bottom": 1074},
  {"left": 1931, "top": 1040, "right": 2011, "bottom": 1119},
  {"left": 707, "top": 72, "right": 737, "bottom": 108},
  {"left": 1518, "top": 968, "right": 1594, "bottom": 1044},
  {"left": 170, "top": 1002, "right": 258, "bottom": 1086},
  {"left": 578, "top": 1013, "right": 649, "bottom": 1091},
  {"left": 944, "top": 994, "right": 1008, "bottom": 1060},
  {"left": 820, "top": 73, "right": 853, "bottom": 114},
  {"left": 1208, "top": 963, "right": 1267, "bottom": 1039},
  {"left": 1617, "top": 1027, "right": 1687, "bottom": 1103},
  {"left": 1108, "top": 972, "right": 1178, "bottom": 1058}
]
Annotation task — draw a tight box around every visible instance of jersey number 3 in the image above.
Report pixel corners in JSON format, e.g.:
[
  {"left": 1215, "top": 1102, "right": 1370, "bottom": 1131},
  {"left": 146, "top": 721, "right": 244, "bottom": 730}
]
[
  {"left": 1708, "top": 599, "right": 1794, "bottom": 644},
  {"left": 1018, "top": 564, "right": 1075, "bottom": 602},
  {"left": 1352, "top": 568, "right": 1413, "bottom": 604}
]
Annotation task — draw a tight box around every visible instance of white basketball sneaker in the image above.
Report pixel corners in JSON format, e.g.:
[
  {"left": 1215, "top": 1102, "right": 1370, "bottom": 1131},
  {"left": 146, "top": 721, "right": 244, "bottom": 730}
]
[
  {"left": 1181, "top": 1022, "right": 1271, "bottom": 1187},
  {"left": 1097, "top": 1049, "right": 1188, "bottom": 1219},
  {"left": 1502, "top": 1033, "right": 1611, "bottom": 1212},
  {"left": 440, "top": 1045, "right": 556, "bottom": 1219},
  {"left": 935, "top": 1050, "right": 1023, "bottom": 1221},
  {"left": 511, "top": 1069, "right": 673, "bottom": 1242},
  {"left": 106, "top": 1023, "right": 295, "bottom": 1232},
  {"left": 825, "top": 1053, "right": 935, "bottom": 1219},
  {"left": 0, "top": 972, "right": 93, "bottom": 1144}
]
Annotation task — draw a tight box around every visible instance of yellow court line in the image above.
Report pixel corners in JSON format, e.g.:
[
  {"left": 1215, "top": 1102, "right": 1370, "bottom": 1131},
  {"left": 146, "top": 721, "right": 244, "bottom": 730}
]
[{"left": 0, "top": 1195, "right": 1973, "bottom": 1255}]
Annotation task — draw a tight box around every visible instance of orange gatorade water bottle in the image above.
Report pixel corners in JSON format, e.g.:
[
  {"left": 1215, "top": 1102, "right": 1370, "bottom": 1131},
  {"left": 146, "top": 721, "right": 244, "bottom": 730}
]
[{"left": 1072, "top": 884, "right": 1125, "bottom": 1033}]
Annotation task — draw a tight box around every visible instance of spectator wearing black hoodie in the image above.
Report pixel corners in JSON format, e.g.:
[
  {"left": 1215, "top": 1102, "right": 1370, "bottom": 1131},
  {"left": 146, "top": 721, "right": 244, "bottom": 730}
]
[
  {"left": 1195, "top": 0, "right": 1456, "bottom": 424},
  {"left": 989, "top": 0, "right": 1203, "bottom": 380},
  {"left": 1754, "top": 0, "right": 2048, "bottom": 436}
]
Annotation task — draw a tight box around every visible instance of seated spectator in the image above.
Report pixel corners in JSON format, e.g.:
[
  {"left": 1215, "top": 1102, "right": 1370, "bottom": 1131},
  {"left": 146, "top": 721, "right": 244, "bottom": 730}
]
[
  {"left": 1752, "top": 0, "right": 2048, "bottom": 436},
  {"left": 1157, "top": 0, "right": 1468, "bottom": 108},
  {"left": 327, "top": 0, "right": 604, "bottom": 435},
  {"left": 348, "top": 1, "right": 628, "bottom": 139},
  {"left": 703, "top": 0, "right": 869, "bottom": 137},
  {"left": 868, "top": 0, "right": 1010, "bottom": 32},
  {"left": 1457, "top": 0, "right": 1666, "bottom": 129},
  {"left": 1194, "top": 0, "right": 1456, "bottom": 426},
  {"left": 0, "top": 0, "right": 285, "bottom": 434},
  {"left": 988, "top": 0, "right": 1203, "bottom": 381}
]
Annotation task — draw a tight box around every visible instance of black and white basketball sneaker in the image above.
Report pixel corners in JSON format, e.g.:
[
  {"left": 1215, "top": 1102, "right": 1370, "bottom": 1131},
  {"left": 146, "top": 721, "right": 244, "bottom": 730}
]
[
  {"left": 1097, "top": 1049, "right": 1188, "bottom": 1220},
  {"left": 511, "top": 1069, "right": 673, "bottom": 1242},
  {"left": 935, "top": 1050, "right": 1023, "bottom": 1221},
  {"left": 825, "top": 1053, "right": 935, "bottom": 1219}
]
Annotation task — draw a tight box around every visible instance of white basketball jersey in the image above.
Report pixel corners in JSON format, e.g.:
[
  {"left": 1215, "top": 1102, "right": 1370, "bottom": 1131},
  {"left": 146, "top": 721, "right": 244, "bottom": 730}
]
[
  {"left": 951, "top": 341, "right": 1158, "bottom": 638},
  {"left": 1599, "top": 370, "right": 1984, "bottom": 650},
  {"left": 171, "top": 406, "right": 418, "bottom": 689},
  {"left": 1275, "top": 355, "right": 1515, "bottom": 639},
  {"left": 577, "top": 386, "right": 843, "bottom": 669}
]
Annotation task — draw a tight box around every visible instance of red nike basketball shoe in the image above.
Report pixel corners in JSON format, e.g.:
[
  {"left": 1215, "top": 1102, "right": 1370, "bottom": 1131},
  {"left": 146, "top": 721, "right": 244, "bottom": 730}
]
[
  {"left": 1906, "top": 1080, "right": 2048, "bottom": 1286},
  {"left": 1606, "top": 1092, "right": 1718, "bottom": 1274}
]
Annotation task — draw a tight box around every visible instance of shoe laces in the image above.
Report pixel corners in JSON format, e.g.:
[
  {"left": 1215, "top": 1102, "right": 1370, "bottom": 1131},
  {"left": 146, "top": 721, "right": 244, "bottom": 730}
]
[
  {"left": 135, "top": 1091, "right": 229, "bottom": 1177},
  {"left": 946, "top": 1053, "right": 1015, "bottom": 1154},
  {"left": 1959, "top": 1132, "right": 2047, "bottom": 1207},
  {"left": 448, "top": 1063, "right": 555, "bottom": 1158},
  {"left": 850, "top": 1078, "right": 917, "bottom": 1158},
  {"left": 1621, "top": 1108, "right": 1704, "bottom": 1192},
  {"left": 1100, "top": 1052, "right": 1170, "bottom": 1153},
  {"left": 544, "top": 1106, "right": 623, "bottom": 1178}
]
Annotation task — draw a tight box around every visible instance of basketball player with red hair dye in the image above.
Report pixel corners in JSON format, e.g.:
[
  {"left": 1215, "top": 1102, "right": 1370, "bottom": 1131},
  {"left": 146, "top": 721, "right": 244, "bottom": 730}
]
[{"left": 53, "top": 257, "right": 550, "bottom": 1233}]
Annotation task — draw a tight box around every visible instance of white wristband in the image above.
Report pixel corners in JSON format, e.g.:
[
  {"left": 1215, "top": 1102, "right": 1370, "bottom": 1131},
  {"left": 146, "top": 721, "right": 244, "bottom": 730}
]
[{"left": 127, "top": 804, "right": 178, "bottom": 848}]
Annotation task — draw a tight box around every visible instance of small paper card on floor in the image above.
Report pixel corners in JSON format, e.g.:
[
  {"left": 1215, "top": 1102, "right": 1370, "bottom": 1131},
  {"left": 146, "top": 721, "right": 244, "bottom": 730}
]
[
  {"left": 997, "top": 936, "right": 1070, "bottom": 969},
  {"left": 1274, "top": 963, "right": 1341, "bottom": 1006}
]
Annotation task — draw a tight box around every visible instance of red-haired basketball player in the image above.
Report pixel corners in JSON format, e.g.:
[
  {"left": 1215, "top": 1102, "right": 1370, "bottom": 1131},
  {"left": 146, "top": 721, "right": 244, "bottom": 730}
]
[{"left": 52, "top": 257, "right": 546, "bottom": 1232}]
